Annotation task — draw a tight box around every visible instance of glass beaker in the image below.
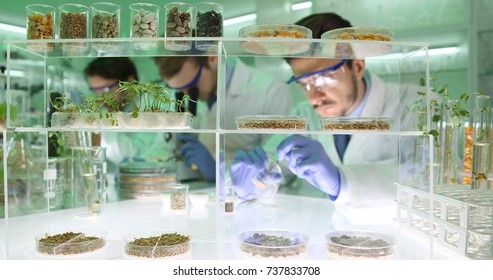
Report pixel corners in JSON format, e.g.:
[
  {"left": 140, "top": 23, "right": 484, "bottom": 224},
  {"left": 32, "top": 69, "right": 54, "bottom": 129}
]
[
  {"left": 169, "top": 183, "right": 188, "bottom": 211},
  {"left": 164, "top": 2, "right": 193, "bottom": 51},
  {"left": 26, "top": 4, "right": 55, "bottom": 51},
  {"left": 195, "top": 2, "right": 224, "bottom": 51},
  {"left": 129, "top": 3, "right": 159, "bottom": 50},
  {"left": 91, "top": 2, "right": 120, "bottom": 51},
  {"left": 27, "top": 157, "right": 66, "bottom": 212},
  {"left": 71, "top": 147, "right": 105, "bottom": 217},
  {"left": 58, "top": 3, "right": 89, "bottom": 52}
]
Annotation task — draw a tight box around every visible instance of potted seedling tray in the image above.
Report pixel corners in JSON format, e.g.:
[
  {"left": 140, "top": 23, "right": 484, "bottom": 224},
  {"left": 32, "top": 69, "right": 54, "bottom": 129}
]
[
  {"left": 326, "top": 230, "right": 397, "bottom": 259},
  {"left": 238, "top": 230, "right": 308, "bottom": 259},
  {"left": 321, "top": 117, "right": 392, "bottom": 130},
  {"left": 35, "top": 229, "right": 106, "bottom": 256},
  {"left": 237, "top": 115, "right": 307, "bottom": 130},
  {"left": 321, "top": 27, "right": 393, "bottom": 58},
  {"left": 239, "top": 24, "right": 312, "bottom": 55},
  {"left": 51, "top": 112, "right": 198, "bottom": 129},
  {"left": 123, "top": 230, "right": 191, "bottom": 258}
]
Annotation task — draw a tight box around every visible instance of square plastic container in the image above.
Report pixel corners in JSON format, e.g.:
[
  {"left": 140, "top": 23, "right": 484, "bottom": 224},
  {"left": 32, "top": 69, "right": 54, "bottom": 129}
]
[
  {"left": 321, "top": 117, "right": 392, "bottom": 130},
  {"left": 35, "top": 228, "right": 106, "bottom": 256},
  {"left": 236, "top": 115, "right": 307, "bottom": 130},
  {"left": 239, "top": 24, "right": 312, "bottom": 55},
  {"left": 326, "top": 230, "right": 397, "bottom": 259},
  {"left": 123, "top": 230, "right": 191, "bottom": 259},
  {"left": 238, "top": 230, "right": 308, "bottom": 259},
  {"left": 321, "top": 27, "right": 393, "bottom": 58}
]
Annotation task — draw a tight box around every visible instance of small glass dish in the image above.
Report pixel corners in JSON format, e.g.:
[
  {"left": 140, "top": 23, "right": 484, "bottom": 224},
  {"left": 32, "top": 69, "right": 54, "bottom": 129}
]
[
  {"left": 239, "top": 24, "right": 312, "bottom": 55},
  {"left": 123, "top": 230, "right": 191, "bottom": 259},
  {"left": 35, "top": 228, "right": 106, "bottom": 256},
  {"left": 321, "top": 27, "right": 393, "bottom": 58},
  {"left": 118, "top": 162, "right": 175, "bottom": 174},
  {"left": 321, "top": 117, "right": 392, "bottom": 130},
  {"left": 236, "top": 115, "right": 307, "bottom": 130},
  {"left": 238, "top": 230, "right": 308, "bottom": 259},
  {"left": 326, "top": 230, "right": 397, "bottom": 259}
]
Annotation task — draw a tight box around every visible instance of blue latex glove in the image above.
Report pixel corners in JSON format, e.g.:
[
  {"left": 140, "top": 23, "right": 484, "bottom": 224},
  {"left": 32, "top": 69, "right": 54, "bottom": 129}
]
[
  {"left": 277, "top": 135, "right": 341, "bottom": 200},
  {"left": 178, "top": 134, "right": 215, "bottom": 181},
  {"left": 230, "top": 147, "right": 282, "bottom": 200}
]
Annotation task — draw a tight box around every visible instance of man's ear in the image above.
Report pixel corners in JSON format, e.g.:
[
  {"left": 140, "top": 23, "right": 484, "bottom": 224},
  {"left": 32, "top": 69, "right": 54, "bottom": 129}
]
[
  {"left": 207, "top": 56, "right": 218, "bottom": 71},
  {"left": 352, "top": 60, "right": 366, "bottom": 79}
]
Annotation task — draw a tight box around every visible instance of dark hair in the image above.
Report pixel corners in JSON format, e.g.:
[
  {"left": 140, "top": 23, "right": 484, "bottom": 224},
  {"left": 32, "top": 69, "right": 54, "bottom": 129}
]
[
  {"left": 84, "top": 57, "right": 139, "bottom": 82},
  {"left": 154, "top": 56, "right": 208, "bottom": 79},
  {"left": 296, "top": 13, "right": 352, "bottom": 39}
]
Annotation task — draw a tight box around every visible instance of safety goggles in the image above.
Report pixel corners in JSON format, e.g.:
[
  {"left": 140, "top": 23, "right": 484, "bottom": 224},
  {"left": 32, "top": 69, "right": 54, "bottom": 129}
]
[
  {"left": 286, "top": 59, "right": 348, "bottom": 93},
  {"left": 89, "top": 80, "right": 119, "bottom": 94},
  {"left": 164, "top": 63, "right": 204, "bottom": 91}
]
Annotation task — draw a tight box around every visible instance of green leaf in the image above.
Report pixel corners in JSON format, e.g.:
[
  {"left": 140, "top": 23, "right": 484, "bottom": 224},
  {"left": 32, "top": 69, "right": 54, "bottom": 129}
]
[
  {"left": 428, "top": 129, "right": 439, "bottom": 137},
  {"left": 459, "top": 109, "right": 470, "bottom": 117},
  {"left": 417, "top": 90, "right": 427, "bottom": 96},
  {"left": 432, "top": 114, "right": 441, "bottom": 122}
]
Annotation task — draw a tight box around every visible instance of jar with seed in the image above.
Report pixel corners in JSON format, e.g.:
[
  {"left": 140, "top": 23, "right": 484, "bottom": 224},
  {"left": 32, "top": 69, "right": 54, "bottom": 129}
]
[
  {"left": 129, "top": 3, "right": 160, "bottom": 50},
  {"left": 26, "top": 4, "right": 55, "bottom": 51},
  {"left": 164, "top": 2, "right": 193, "bottom": 51},
  {"left": 195, "top": 2, "right": 224, "bottom": 51},
  {"left": 90, "top": 2, "right": 120, "bottom": 51},
  {"left": 169, "top": 184, "right": 188, "bottom": 211},
  {"left": 58, "top": 4, "right": 89, "bottom": 52}
]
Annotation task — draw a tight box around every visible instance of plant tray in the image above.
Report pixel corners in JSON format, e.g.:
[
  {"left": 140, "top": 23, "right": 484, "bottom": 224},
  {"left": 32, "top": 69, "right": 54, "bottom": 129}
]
[{"left": 51, "top": 112, "right": 198, "bottom": 129}]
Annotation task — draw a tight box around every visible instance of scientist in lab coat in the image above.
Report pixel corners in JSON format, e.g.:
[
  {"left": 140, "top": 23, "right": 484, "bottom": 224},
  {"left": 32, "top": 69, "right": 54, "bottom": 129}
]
[
  {"left": 230, "top": 13, "right": 418, "bottom": 208},
  {"left": 84, "top": 57, "right": 174, "bottom": 173},
  {"left": 154, "top": 56, "right": 292, "bottom": 182}
]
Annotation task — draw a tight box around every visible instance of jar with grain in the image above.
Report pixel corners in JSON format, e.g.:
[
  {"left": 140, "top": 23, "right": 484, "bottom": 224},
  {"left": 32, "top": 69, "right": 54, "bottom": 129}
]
[
  {"left": 26, "top": 4, "right": 55, "bottom": 51},
  {"left": 129, "top": 3, "right": 159, "bottom": 50},
  {"left": 58, "top": 4, "right": 89, "bottom": 52},
  {"left": 195, "top": 2, "right": 224, "bottom": 51},
  {"left": 164, "top": 2, "right": 193, "bottom": 51},
  {"left": 91, "top": 2, "right": 120, "bottom": 51}
]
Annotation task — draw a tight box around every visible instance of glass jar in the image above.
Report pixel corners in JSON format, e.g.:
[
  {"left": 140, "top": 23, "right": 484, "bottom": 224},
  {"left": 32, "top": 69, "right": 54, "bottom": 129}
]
[
  {"left": 129, "top": 3, "right": 159, "bottom": 50},
  {"left": 195, "top": 2, "right": 224, "bottom": 51},
  {"left": 26, "top": 4, "right": 55, "bottom": 51},
  {"left": 164, "top": 2, "right": 193, "bottom": 51},
  {"left": 58, "top": 4, "right": 89, "bottom": 52},
  {"left": 91, "top": 2, "right": 120, "bottom": 51}
]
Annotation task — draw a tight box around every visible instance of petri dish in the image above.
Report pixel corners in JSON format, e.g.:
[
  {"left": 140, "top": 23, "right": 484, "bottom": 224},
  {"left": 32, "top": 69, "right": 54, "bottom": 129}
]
[
  {"left": 239, "top": 24, "right": 312, "bottom": 55},
  {"left": 35, "top": 228, "right": 106, "bottom": 256},
  {"left": 321, "top": 117, "right": 392, "bottom": 130},
  {"left": 236, "top": 115, "right": 307, "bottom": 130},
  {"left": 326, "top": 230, "right": 397, "bottom": 259},
  {"left": 118, "top": 162, "right": 175, "bottom": 174},
  {"left": 123, "top": 230, "right": 191, "bottom": 259},
  {"left": 321, "top": 27, "right": 394, "bottom": 58},
  {"left": 238, "top": 230, "right": 308, "bottom": 259}
]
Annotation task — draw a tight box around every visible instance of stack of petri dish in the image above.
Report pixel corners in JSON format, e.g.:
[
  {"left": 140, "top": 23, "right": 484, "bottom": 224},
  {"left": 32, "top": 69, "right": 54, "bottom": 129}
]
[{"left": 117, "top": 162, "right": 177, "bottom": 199}]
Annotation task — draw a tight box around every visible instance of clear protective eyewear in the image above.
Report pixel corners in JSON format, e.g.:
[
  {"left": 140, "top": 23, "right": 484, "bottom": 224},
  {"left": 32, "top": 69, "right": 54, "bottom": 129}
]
[
  {"left": 286, "top": 59, "right": 348, "bottom": 93},
  {"left": 164, "top": 63, "right": 204, "bottom": 91},
  {"left": 89, "top": 80, "right": 119, "bottom": 94}
]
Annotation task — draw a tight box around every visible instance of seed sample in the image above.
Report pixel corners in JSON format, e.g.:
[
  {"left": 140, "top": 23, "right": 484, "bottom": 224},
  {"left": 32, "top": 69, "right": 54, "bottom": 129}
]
[
  {"left": 326, "top": 231, "right": 397, "bottom": 259},
  {"left": 225, "top": 201, "right": 234, "bottom": 213},
  {"left": 237, "top": 116, "right": 307, "bottom": 130},
  {"left": 60, "top": 12, "right": 87, "bottom": 39},
  {"left": 131, "top": 8, "right": 158, "bottom": 38},
  {"left": 27, "top": 12, "right": 54, "bottom": 39},
  {"left": 124, "top": 232, "right": 191, "bottom": 258},
  {"left": 36, "top": 231, "right": 106, "bottom": 255},
  {"left": 92, "top": 13, "right": 119, "bottom": 38},
  {"left": 170, "top": 190, "right": 187, "bottom": 210},
  {"left": 196, "top": 10, "right": 222, "bottom": 37},
  {"left": 239, "top": 230, "right": 308, "bottom": 259},
  {"left": 322, "top": 117, "right": 392, "bottom": 130},
  {"left": 165, "top": 6, "right": 191, "bottom": 38}
]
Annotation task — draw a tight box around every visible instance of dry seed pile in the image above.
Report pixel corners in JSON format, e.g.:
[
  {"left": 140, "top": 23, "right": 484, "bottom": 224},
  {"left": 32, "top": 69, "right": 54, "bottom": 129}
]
[
  {"left": 196, "top": 10, "right": 222, "bottom": 37},
  {"left": 166, "top": 6, "right": 191, "bottom": 38},
  {"left": 37, "top": 232, "right": 105, "bottom": 255},
  {"left": 171, "top": 191, "right": 187, "bottom": 210},
  {"left": 238, "top": 120, "right": 306, "bottom": 130},
  {"left": 92, "top": 13, "right": 118, "bottom": 38},
  {"left": 328, "top": 234, "right": 393, "bottom": 259},
  {"left": 323, "top": 119, "right": 390, "bottom": 130},
  {"left": 60, "top": 13, "right": 87, "bottom": 39},
  {"left": 28, "top": 13, "right": 54, "bottom": 39},
  {"left": 131, "top": 9, "right": 157, "bottom": 38},
  {"left": 241, "top": 233, "right": 305, "bottom": 258},
  {"left": 125, "top": 233, "right": 190, "bottom": 258}
]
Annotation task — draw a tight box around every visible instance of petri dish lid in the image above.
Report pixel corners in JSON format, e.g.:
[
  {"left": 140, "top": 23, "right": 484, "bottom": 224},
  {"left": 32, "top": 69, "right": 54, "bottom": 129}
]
[{"left": 118, "top": 161, "right": 176, "bottom": 174}]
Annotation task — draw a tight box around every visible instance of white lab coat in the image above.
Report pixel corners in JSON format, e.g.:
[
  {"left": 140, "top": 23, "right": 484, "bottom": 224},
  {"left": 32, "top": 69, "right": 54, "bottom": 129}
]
[
  {"left": 198, "top": 59, "right": 292, "bottom": 162},
  {"left": 268, "top": 73, "right": 418, "bottom": 209}
]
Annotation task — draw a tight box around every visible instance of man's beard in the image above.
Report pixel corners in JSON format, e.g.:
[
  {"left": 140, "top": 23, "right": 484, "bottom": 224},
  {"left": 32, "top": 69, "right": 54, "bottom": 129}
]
[{"left": 312, "top": 73, "right": 358, "bottom": 115}]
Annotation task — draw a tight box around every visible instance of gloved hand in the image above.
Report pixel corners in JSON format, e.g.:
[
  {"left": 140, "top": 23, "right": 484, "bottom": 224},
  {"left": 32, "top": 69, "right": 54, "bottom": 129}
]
[
  {"left": 178, "top": 134, "right": 215, "bottom": 182},
  {"left": 230, "top": 147, "right": 282, "bottom": 200},
  {"left": 277, "top": 135, "right": 341, "bottom": 200}
]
